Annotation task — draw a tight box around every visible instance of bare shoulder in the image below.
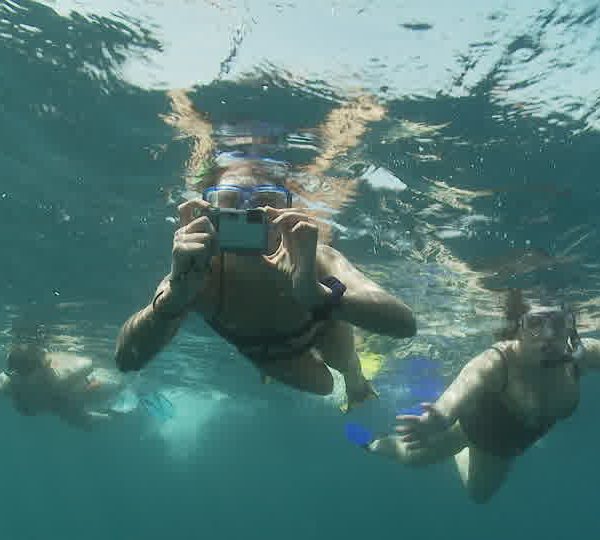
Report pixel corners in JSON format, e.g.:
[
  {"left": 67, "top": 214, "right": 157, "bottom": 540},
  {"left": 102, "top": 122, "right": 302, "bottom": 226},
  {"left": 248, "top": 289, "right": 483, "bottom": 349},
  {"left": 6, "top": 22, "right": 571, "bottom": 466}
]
[
  {"left": 316, "top": 244, "right": 341, "bottom": 274},
  {"left": 315, "top": 244, "right": 354, "bottom": 273},
  {"left": 316, "top": 243, "right": 340, "bottom": 260},
  {"left": 483, "top": 340, "right": 516, "bottom": 364},
  {"left": 578, "top": 338, "right": 600, "bottom": 371},
  {"left": 581, "top": 337, "right": 600, "bottom": 353},
  {"left": 45, "top": 352, "right": 94, "bottom": 384},
  {"left": 46, "top": 352, "right": 93, "bottom": 368},
  {"left": 463, "top": 343, "right": 511, "bottom": 390}
]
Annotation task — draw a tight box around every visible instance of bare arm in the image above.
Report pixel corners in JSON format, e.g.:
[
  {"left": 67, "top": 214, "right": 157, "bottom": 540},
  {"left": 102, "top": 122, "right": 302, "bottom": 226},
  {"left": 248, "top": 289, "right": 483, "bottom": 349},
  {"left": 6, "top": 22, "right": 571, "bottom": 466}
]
[
  {"left": 317, "top": 245, "right": 416, "bottom": 338},
  {"left": 434, "top": 348, "right": 506, "bottom": 423},
  {"left": 577, "top": 338, "right": 600, "bottom": 372},
  {"left": 115, "top": 276, "right": 188, "bottom": 372},
  {"left": 116, "top": 200, "right": 217, "bottom": 372},
  {"left": 117, "top": 90, "right": 216, "bottom": 372}
]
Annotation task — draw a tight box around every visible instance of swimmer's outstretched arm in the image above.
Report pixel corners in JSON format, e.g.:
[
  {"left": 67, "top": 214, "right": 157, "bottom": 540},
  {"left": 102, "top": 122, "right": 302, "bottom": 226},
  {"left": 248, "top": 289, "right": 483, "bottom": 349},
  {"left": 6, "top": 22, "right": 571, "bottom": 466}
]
[
  {"left": 368, "top": 349, "right": 505, "bottom": 460},
  {"left": 317, "top": 245, "right": 416, "bottom": 338}
]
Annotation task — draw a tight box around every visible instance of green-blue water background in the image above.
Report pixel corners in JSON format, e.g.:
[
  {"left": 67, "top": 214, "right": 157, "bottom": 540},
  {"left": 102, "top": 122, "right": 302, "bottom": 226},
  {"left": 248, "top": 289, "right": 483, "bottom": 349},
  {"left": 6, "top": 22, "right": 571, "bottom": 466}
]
[{"left": 1, "top": 1, "right": 600, "bottom": 538}]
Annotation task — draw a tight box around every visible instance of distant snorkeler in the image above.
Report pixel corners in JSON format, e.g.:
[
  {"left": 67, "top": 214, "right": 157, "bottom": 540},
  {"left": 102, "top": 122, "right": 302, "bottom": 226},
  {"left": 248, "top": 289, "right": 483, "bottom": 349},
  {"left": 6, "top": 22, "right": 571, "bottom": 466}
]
[
  {"left": 0, "top": 342, "right": 127, "bottom": 429},
  {"left": 367, "top": 289, "right": 600, "bottom": 503},
  {"left": 115, "top": 89, "right": 416, "bottom": 411},
  {"left": 1, "top": 337, "right": 173, "bottom": 430}
]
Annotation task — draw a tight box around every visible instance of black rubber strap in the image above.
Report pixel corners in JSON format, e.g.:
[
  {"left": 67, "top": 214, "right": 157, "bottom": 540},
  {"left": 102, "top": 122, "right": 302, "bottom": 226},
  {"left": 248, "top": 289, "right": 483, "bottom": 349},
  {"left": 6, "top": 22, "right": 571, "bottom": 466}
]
[
  {"left": 152, "top": 288, "right": 196, "bottom": 321},
  {"left": 490, "top": 345, "right": 510, "bottom": 393},
  {"left": 152, "top": 289, "right": 184, "bottom": 321},
  {"left": 311, "top": 275, "right": 347, "bottom": 321}
]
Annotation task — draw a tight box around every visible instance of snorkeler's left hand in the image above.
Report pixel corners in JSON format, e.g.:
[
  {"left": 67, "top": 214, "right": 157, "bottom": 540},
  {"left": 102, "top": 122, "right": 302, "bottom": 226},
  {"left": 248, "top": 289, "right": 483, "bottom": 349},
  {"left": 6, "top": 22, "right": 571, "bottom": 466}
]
[
  {"left": 262, "top": 207, "right": 327, "bottom": 309},
  {"left": 394, "top": 402, "right": 452, "bottom": 450}
]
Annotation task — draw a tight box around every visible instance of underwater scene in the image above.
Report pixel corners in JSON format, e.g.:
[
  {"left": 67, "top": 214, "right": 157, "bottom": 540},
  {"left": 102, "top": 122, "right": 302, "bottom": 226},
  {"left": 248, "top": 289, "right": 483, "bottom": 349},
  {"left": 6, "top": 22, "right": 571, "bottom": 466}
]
[{"left": 1, "top": 1, "right": 600, "bottom": 539}]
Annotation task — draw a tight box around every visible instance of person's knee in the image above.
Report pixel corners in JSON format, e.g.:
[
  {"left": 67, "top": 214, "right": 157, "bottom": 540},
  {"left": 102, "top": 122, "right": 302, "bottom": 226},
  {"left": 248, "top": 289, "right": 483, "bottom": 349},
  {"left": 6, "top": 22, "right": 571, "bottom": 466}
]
[{"left": 264, "top": 365, "right": 334, "bottom": 396}]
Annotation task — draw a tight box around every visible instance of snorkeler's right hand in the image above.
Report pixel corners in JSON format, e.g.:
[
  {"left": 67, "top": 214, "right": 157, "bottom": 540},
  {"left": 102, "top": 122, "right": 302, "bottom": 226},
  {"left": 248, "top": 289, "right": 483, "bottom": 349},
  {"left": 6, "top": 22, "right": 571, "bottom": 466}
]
[
  {"left": 168, "top": 199, "right": 216, "bottom": 302},
  {"left": 394, "top": 403, "right": 453, "bottom": 450}
]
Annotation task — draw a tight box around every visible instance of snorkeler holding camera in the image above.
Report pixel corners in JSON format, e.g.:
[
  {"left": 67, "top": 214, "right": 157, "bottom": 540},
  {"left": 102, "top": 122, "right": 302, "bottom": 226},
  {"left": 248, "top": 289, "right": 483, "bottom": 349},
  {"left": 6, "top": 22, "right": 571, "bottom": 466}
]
[{"left": 115, "top": 156, "right": 416, "bottom": 410}]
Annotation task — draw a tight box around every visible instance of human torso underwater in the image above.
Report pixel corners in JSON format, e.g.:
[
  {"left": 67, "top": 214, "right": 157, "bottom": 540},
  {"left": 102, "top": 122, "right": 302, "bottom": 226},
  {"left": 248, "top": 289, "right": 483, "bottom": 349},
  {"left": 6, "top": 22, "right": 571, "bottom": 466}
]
[
  {"left": 502, "top": 341, "right": 580, "bottom": 427},
  {"left": 195, "top": 251, "right": 326, "bottom": 336}
]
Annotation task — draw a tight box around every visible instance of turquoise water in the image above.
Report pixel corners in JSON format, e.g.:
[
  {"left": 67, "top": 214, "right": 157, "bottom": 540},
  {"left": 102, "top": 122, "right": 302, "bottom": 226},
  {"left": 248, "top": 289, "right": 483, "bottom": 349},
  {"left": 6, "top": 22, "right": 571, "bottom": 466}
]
[{"left": 2, "top": 0, "right": 600, "bottom": 538}]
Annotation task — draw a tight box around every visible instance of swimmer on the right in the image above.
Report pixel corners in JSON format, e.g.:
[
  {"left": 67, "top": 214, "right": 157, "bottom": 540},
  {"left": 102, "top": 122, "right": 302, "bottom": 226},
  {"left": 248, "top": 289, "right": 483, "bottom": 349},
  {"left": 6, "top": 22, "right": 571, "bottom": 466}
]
[{"left": 366, "top": 289, "right": 600, "bottom": 503}]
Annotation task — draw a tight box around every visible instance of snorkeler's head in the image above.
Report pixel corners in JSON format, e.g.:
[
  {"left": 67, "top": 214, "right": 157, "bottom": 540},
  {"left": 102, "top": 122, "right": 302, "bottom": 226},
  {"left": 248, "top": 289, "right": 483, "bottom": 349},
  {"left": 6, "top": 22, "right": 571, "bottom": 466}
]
[
  {"left": 5, "top": 344, "right": 46, "bottom": 377},
  {"left": 517, "top": 304, "right": 575, "bottom": 358},
  {"left": 199, "top": 152, "right": 292, "bottom": 210}
]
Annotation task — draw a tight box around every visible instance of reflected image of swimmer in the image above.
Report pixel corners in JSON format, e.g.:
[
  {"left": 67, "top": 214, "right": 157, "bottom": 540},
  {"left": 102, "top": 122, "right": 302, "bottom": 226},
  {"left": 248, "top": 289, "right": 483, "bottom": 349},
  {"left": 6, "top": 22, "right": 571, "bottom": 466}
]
[{"left": 367, "top": 290, "right": 600, "bottom": 503}]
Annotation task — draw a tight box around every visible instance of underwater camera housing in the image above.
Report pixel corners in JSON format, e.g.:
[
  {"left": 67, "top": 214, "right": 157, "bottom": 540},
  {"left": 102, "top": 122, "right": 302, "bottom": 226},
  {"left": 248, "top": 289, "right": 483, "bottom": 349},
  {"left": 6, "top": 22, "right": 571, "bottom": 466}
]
[{"left": 208, "top": 207, "right": 269, "bottom": 254}]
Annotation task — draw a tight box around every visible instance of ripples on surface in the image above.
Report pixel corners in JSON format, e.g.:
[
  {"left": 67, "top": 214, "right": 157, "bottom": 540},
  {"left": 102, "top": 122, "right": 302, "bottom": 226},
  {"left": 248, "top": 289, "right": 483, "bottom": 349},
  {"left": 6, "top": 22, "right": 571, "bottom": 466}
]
[{"left": 1, "top": 0, "right": 600, "bottom": 398}]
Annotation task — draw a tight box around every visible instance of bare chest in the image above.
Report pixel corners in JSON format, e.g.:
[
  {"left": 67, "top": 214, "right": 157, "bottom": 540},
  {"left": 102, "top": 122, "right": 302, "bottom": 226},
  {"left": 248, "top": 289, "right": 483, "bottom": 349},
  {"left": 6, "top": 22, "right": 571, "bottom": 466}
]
[{"left": 199, "top": 265, "right": 307, "bottom": 334}]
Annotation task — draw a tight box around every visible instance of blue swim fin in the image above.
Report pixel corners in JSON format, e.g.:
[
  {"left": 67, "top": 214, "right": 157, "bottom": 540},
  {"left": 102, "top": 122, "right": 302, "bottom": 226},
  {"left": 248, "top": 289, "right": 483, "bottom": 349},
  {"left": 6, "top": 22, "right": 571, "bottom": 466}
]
[{"left": 345, "top": 422, "right": 374, "bottom": 449}]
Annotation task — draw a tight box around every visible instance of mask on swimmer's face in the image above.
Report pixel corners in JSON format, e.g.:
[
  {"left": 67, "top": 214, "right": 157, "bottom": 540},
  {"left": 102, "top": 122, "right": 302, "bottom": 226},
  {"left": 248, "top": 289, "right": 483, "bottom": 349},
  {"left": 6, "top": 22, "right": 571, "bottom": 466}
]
[
  {"left": 4, "top": 344, "right": 46, "bottom": 378},
  {"left": 520, "top": 305, "right": 582, "bottom": 367},
  {"left": 202, "top": 184, "right": 292, "bottom": 210},
  {"left": 520, "top": 306, "right": 574, "bottom": 339}
]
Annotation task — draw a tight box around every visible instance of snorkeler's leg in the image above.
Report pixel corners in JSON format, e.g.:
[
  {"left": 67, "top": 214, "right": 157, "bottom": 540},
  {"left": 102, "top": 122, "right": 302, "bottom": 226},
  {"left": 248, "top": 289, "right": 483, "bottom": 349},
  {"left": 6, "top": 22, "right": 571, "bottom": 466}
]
[
  {"left": 258, "top": 350, "right": 335, "bottom": 396},
  {"left": 316, "top": 245, "right": 416, "bottom": 338},
  {"left": 313, "top": 320, "right": 377, "bottom": 410},
  {"left": 369, "top": 421, "right": 467, "bottom": 466},
  {"left": 453, "top": 446, "right": 512, "bottom": 504}
]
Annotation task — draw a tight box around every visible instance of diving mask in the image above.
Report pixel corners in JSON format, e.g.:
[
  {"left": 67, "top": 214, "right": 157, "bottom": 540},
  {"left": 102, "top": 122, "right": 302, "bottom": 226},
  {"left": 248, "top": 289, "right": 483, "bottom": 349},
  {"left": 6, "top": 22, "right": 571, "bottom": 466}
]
[
  {"left": 520, "top": 306, "right": 575, "bottom": 338},
  {"left": 202, "top": 184, "right": 292, "bottom": 210}
]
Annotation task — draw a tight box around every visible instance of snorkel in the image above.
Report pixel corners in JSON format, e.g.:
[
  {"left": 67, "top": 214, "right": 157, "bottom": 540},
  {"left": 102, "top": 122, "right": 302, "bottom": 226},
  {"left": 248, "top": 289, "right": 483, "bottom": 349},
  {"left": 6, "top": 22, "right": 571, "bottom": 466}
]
[{"left": 567, "top": 312, "right": 585, "bottom": 363}]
